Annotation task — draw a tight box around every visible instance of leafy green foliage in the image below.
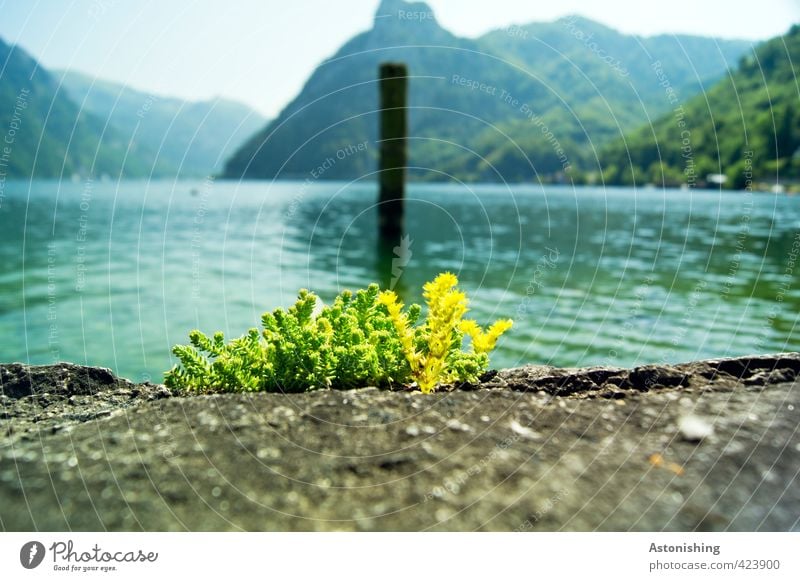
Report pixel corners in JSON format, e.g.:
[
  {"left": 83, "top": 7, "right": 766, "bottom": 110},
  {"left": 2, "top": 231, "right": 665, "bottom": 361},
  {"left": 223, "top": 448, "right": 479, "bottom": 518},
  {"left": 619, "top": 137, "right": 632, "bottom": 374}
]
[{"left": 164, "top": 275, "right": 512, "bottom": 393}]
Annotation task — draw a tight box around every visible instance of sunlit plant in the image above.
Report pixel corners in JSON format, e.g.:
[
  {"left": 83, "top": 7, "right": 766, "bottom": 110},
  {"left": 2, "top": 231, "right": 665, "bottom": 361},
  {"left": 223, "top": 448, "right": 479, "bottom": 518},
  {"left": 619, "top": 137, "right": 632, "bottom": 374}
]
[{"left": 164, "top": 273, "right": 512, "bottom": 393}]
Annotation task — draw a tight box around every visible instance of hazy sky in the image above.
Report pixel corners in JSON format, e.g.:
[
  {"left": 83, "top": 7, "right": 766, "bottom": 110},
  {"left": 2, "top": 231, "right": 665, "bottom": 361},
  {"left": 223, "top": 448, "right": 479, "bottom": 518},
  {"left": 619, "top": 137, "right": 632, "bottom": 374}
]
[{"left": 0, "top": 0, "right": 797, "bottom": 117}]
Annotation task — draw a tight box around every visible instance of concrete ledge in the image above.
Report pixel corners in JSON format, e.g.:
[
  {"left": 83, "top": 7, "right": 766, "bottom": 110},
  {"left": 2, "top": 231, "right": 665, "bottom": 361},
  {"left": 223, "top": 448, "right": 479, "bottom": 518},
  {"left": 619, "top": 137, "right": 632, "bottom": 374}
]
[{"left": 1, "top": 354, "right": 798, "bottom": 531}]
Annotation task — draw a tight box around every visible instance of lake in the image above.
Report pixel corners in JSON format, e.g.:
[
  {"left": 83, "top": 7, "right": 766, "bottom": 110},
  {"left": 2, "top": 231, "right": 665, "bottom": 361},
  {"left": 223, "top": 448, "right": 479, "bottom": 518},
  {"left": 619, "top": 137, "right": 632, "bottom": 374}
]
[{"left": 1, "top": 179, "right": 798, "bottom": 383}]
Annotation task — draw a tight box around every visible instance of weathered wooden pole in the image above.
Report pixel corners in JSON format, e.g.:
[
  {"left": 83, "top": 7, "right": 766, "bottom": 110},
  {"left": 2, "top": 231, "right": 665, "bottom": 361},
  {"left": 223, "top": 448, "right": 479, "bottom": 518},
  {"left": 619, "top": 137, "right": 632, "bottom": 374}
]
[{"left": 378, "top": 62, "right": 407, "bottom": 242}]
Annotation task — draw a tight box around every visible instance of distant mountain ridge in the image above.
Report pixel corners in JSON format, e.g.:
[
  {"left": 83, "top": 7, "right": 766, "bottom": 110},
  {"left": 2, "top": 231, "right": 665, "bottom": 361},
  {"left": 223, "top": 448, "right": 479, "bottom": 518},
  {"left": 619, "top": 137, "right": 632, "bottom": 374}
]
[
  {"left": 0, "top": 38, "right": 265, "bottom": 179},
  {"left": 0, "top": 38, "right": 147, "bottom": 179},
  {"left": 224, "top": 0, "right": 753, "bottom": 182},
  {"left": 57, "top": 71, "right": 266, "bottom": 177}
]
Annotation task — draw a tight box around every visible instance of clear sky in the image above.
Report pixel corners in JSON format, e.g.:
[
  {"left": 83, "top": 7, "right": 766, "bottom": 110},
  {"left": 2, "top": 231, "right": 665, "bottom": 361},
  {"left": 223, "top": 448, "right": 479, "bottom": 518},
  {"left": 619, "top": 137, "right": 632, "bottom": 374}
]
[{"left": 0, "top": 0, "right": 797, "bottom": 117}]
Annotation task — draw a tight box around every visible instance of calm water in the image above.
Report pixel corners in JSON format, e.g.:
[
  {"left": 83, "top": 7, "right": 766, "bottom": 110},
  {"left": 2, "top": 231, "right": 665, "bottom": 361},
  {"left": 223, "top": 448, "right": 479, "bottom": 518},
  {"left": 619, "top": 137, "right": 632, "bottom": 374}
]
[{"left": 0, "top": 179, "right": 798, "bottom": 383}]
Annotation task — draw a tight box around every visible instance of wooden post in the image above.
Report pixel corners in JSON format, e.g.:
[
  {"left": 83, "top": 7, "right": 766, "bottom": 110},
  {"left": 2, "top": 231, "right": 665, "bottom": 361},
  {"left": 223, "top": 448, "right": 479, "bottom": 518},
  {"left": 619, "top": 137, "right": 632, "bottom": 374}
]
[{"left": 378, "top": 62, "right": 407, "bottom": 242}]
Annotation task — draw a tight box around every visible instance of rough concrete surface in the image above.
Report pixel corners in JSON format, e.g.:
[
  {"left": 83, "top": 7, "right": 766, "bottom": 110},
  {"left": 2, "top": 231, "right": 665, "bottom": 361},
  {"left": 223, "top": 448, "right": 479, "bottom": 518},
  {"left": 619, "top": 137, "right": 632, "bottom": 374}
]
[{"left": 0, "top": 355, "right": 798, "bottom": 531}]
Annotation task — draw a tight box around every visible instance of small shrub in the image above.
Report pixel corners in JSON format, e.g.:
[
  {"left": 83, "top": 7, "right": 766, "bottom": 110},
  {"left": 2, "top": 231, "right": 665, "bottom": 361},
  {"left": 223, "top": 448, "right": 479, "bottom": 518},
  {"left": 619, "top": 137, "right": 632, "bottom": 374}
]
[{"left": 164, "top": 273, "right": 512, "bottom": 393}]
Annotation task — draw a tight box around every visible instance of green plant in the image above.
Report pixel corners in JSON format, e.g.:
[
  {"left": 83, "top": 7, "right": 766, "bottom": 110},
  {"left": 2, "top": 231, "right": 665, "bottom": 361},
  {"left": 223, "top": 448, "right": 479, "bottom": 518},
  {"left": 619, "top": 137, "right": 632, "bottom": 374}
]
[
  {"left": 378, "top": 273, "right": 512, "bottom": 393},
  {"left": 164, "top": 273, "right": 512, "bottom": 393}
]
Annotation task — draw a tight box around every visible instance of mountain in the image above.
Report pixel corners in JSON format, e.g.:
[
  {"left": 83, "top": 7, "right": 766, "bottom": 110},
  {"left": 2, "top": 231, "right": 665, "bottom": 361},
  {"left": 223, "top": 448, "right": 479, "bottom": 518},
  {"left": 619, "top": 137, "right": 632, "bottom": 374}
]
[
  {"left": 0, "top": 38, "right": 155, "bottom": 178},
  {"left": 57, "top": 71, "right": 266, "bottom": 177},
  {"left": 0, "top": 37, "right": 266, "bottom": 180},
  {"left": 224, "top": 0, "right": 752, "bottom": 182},
  {"left": 600, "top": 24, "right": 800, "bottom": 188}
]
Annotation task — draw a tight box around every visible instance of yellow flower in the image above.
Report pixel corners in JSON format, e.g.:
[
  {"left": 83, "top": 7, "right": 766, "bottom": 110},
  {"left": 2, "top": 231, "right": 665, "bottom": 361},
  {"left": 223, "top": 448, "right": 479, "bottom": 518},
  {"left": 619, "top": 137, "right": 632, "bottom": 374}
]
[
  {"left": 461, "top": 318, "right": 513, "bottom": 354},
  {"left": 379, "top": 290, "right": 418, "bottom": 372},
  {"left": 379, "top": 273, "right": 512, "bottom": 393}
]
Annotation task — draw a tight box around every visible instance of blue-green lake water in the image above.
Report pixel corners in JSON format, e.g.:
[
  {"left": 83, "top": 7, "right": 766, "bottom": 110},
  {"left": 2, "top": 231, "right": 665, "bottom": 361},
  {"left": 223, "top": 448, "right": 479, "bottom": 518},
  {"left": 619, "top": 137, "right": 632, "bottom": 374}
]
[{"left": 1, "top": 179, "right": 798, "bottom": 383}]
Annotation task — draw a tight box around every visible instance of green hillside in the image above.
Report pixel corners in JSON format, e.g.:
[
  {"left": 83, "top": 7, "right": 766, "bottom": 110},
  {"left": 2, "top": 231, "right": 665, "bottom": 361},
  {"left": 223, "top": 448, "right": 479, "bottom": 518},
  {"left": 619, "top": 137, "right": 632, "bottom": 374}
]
[
  {"left": 58, "top": 71, "right": 266, "bottom": 177},
  {"left": 0, "top": 38, "right": 265, "bottom": 180},
  {"left": 224, "top": 0, "right": 751, "bottom": 183},
  {"left": 0, "top": 38, "right": 158, "bottom": 178},
  {"left": 600, "top": 25, "right": 800, "bottom": 189}
]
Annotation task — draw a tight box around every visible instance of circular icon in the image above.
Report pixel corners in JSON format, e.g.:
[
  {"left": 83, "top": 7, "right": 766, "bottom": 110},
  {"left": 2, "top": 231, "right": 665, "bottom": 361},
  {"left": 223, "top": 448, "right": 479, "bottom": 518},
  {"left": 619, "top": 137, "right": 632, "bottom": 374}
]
[{"left": 20, "top": 541, "right": 45, "bottom": 569}]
